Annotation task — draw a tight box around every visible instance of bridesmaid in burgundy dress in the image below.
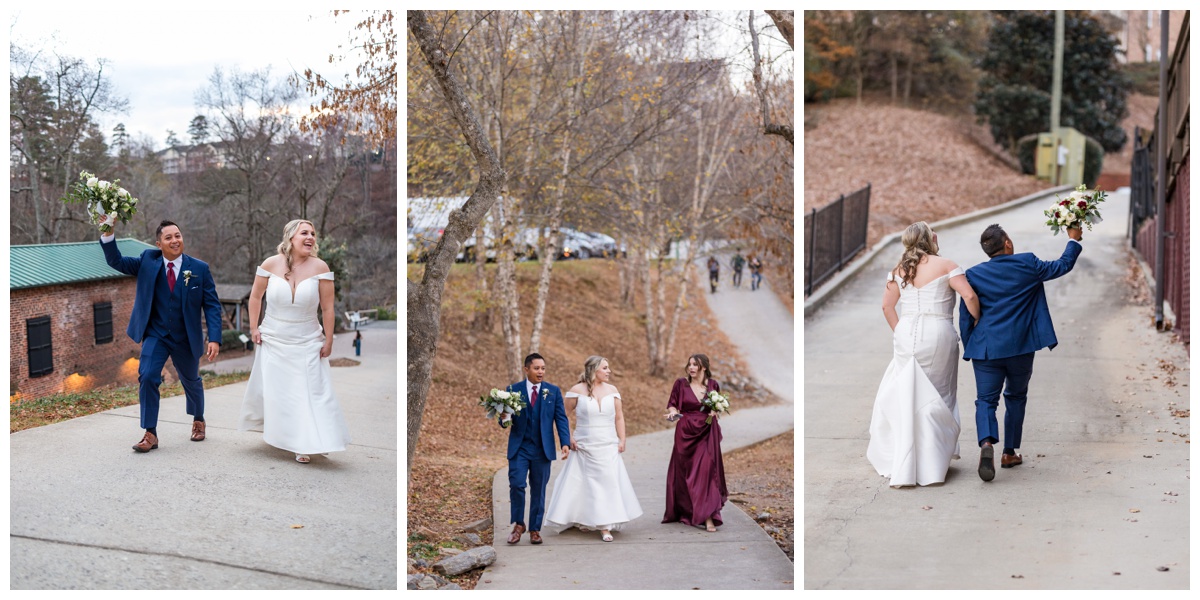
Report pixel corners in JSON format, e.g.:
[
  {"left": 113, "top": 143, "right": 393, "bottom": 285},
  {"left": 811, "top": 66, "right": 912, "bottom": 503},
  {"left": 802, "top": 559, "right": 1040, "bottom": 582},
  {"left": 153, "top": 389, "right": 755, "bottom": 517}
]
[{"left": 662, "top": 353, "right": 727, "bottom": 532}]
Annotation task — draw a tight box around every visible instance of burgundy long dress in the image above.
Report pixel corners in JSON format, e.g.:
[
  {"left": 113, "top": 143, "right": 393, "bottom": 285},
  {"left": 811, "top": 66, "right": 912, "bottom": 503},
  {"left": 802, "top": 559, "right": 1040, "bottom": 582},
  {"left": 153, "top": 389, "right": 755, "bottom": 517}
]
[{"left": 662, "top": 377, "right": 728, "bottom": 526}]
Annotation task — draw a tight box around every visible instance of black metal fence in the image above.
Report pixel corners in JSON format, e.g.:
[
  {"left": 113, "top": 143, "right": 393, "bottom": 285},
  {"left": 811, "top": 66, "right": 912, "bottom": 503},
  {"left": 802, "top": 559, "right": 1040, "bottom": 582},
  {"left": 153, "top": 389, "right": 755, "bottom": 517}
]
[
  {"left": 1129, "top": 125, "right": 1155, "bottom": 246},
  {"left": 804, "top": 183, "right": 871, "bottom": 297}
]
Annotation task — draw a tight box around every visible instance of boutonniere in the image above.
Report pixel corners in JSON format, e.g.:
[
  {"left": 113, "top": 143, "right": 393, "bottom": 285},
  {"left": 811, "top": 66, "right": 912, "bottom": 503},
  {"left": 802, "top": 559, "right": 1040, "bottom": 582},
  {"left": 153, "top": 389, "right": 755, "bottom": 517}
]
[
  {"left": 182, "top": 270, "right": 193, "bottom": 286},
  {"left": 541, "top": 388, "right": 549, "bottom": 400}
]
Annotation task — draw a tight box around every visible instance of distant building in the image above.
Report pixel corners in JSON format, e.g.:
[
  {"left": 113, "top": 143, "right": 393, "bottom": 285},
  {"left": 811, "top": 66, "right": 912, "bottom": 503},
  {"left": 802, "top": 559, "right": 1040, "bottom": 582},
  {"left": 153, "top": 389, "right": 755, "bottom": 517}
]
[
  {"left": 10, "top": 239, "right": 155, "bottom": 400},
  {"left": 1106, "top": 10, "right": 1188, "bottom": 63},
  {"left": 156, "top": 142, "right": 229, "bottom": 174}
]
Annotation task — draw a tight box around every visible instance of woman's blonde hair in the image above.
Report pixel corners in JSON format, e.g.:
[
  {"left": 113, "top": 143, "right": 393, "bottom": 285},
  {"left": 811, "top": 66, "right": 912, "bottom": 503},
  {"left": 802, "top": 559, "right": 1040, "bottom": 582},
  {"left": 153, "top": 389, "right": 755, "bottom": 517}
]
[
  {"left": 578, "top": 355, "right": 607, "bottom": 397},
  {"left": 278, "top": 219, "right": 317, "bottom": 280},
  {"left": 894, "top": 221, "right": 938, "bottom": 288}
]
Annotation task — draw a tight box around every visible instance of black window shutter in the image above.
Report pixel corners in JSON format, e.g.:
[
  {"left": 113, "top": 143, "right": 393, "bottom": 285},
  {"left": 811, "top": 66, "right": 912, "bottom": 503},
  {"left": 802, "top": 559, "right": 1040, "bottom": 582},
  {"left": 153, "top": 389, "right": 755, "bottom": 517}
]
[
  {"left": 27, "top": 316, "right": 53, "bottom": 377},
  {"left": 94, "top": 302, "right": 114, "bottom": 344}
]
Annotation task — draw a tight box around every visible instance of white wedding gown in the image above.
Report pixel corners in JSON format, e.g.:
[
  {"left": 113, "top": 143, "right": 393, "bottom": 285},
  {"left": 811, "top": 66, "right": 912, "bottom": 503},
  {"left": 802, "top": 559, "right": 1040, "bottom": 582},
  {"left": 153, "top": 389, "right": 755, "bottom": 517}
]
[
  {"left": 238, "top": 267, "right": 350, "bottom": 454},
  {"left": 867, "top": 268, "right": 963, "bottom": 487},
  {"left": 545, "top": 392, "right": 643, "bottom": 532}
]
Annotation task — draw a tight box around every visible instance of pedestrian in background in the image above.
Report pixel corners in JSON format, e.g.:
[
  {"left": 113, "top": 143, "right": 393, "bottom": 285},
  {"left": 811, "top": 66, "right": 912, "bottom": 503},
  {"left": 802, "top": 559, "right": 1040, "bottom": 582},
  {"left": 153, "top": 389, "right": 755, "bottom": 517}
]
[{"left": 749, "top": 255, "right": 763, "bottom": 291}]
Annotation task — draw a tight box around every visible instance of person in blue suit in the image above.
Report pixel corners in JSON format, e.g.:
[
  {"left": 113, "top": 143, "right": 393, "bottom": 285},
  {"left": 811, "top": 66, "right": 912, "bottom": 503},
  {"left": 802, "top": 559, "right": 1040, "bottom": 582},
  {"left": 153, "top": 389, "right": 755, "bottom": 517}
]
[
  {"left": 499, "top": 353, "right": 571, "bottom": 545},
  {"left": 101, "top": 218, "right": 223, "bottom": 452},
  {"left": 959, "top": 223, "right": 1082, "bottom": 481}
]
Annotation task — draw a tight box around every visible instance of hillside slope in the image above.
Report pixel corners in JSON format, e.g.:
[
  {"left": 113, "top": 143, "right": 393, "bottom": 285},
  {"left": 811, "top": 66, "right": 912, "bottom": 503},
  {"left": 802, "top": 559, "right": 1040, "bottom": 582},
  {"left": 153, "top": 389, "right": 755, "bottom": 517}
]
[
  {"left": 407, "top": 259, "right": 785, "bottom": 584},
  {"left": 804, "top": 100, "right": 1050, "bottom": 249}
]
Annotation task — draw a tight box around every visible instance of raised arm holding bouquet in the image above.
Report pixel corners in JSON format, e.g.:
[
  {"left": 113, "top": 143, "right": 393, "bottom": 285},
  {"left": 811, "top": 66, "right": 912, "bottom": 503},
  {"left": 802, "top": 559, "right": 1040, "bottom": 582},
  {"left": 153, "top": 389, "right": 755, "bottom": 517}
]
[{"left": 62, "top": 170, "right": 139, "bottom": 233}]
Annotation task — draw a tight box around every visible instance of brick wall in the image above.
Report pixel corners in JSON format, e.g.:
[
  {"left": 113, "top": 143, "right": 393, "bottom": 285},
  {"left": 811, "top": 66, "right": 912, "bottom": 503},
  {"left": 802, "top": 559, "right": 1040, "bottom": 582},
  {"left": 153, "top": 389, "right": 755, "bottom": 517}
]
[
  {"left": 1132, "top": 156, "right": 1190, "bottom": 348},
  {"left": 8, "top": 279, "right": 176, "bottom": 399}
]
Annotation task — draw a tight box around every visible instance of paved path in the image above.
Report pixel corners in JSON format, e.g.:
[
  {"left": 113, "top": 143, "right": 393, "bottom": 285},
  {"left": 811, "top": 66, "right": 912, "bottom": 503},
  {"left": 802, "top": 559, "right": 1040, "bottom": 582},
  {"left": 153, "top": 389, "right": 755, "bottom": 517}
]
[
  {"left": 10, "top": 322, "right": 398, "bottom": 589},
  {"left": 701, "top": 256, "right": 794, "bottom": 401},
  {"left": 476, "top": 259, "right": 795, "bottom": 590},
  {"left": 804, "top": 189, "right": 1191, "bottom": 589}
]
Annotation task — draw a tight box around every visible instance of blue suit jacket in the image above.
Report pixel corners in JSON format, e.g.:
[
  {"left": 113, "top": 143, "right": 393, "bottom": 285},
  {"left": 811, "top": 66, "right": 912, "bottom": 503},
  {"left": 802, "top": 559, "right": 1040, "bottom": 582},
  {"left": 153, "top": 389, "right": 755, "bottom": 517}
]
[
  {"left": 959, "top": 240, "right": 1081, "bottom": 361},
  {"left": 101, "top": 239, "right": 223, "bottom": 359},
  {"left": 503, "top": 380, "right": 571, "bottom": 461}
]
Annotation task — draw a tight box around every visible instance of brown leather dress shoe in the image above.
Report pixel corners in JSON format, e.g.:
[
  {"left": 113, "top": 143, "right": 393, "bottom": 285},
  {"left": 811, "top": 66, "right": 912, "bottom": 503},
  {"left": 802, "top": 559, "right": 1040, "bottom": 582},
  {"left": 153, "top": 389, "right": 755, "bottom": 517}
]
[
  {"left": 507, "top": 524, "right": 525, "bottom": 545},
  {"left": 529, "top": 530, "right": 543, "bottom": 544},
  {"left": 133, "top": 431, "right": 159, "bottom": 453},
  {"left": 191, "top": 421, "right": 206, "bottom": 442},
  {"left": 1001, "top": 453, "right": 1023, "bottom": 468}
]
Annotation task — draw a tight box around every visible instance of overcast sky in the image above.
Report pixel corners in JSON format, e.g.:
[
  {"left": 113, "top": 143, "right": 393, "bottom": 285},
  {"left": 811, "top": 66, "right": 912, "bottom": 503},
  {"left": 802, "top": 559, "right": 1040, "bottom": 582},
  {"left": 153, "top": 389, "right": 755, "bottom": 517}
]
[{"left": 9, "top": 8, "right": 367, "bottom": 149}]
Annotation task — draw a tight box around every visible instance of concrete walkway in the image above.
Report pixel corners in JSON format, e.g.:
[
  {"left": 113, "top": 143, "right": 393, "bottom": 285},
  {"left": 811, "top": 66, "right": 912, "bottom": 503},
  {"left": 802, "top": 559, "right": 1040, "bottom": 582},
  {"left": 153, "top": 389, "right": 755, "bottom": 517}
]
[
  {"left": 476, "top": 260, "right": 795, "bottom": 590},
  {"left": 804, "top": 189, "right": 1191, "bottom": 589},
  {"left": 10, "top": 321, "right": 398, "bottom": 589}
]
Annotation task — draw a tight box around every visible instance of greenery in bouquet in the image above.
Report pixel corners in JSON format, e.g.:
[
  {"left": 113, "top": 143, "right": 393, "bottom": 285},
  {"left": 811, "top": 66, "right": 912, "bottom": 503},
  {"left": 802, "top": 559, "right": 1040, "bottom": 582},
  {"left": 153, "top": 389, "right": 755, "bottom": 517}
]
[
  {"left": 1045, "top": 184, "right": 1105, "bottom": 235},
  {"left": 480, "top": 387, "right": 523, "bottom": 428},
  {"left": 61, "top": 170, "right": 139, "bottom": 234},
  {"left": 700, "top": 390, "right": 731, "bottom": 425}
]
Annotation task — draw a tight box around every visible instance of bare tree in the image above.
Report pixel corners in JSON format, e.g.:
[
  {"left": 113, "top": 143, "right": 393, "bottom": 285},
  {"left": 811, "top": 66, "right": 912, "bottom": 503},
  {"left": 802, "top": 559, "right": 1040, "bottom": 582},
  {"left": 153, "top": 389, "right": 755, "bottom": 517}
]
[
  {"left": 9, "top": 45, "right": 127, "bottom": 244},
  {"left": 749, "top": 11, "right": 794, "bottom": 145},
  {"left": 406, "top": 10, "right": 507, "bottom": 477},
  {"left": 194, "top": 66, "right": 299, "bottom": 274}
]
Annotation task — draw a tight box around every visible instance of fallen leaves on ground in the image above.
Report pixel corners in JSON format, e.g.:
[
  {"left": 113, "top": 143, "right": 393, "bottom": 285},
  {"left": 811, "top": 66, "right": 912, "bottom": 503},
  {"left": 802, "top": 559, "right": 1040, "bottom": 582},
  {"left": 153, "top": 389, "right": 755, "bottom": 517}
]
[
  {"left": 804, "top": 99, "right": 1049, "bottom": 251},
  {"left": 407, "top": 260, "right": 785, "bottom": 589}
]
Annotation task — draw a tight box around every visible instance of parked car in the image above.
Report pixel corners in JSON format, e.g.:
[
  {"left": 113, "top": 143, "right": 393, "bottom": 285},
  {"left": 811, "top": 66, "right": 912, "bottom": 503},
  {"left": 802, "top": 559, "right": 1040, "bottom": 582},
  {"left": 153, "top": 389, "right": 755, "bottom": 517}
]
[
  {"left": 582, "top": 231, "right": 618, "bottom": 257},
  {"left": 558, "top": 227, "right": 599, "bottom": 259}
]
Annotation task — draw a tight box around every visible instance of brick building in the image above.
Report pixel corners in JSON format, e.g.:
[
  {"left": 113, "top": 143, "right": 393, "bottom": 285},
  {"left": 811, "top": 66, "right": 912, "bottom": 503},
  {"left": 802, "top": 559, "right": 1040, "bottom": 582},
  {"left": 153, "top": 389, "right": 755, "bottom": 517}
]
[{"left": 10, "top": 238, "right": 156, "bottom": 400}]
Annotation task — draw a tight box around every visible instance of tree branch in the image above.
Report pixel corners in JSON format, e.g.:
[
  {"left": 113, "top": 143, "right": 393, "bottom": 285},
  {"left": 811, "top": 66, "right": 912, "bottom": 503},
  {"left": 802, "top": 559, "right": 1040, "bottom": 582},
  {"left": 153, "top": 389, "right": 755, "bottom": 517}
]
[{"left": 750, "top": 11, "right": 794, "bottom": 146}]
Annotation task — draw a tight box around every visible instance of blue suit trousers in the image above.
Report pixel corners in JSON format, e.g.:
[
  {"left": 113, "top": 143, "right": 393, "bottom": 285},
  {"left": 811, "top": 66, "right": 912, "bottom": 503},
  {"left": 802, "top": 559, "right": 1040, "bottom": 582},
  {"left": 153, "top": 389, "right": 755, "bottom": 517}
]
[
  {"left": 508, "top": 444, "right": 552, "bottom": 531},
  {"left": 972, "top": 352, "right": 1035, "bottom": 449},
  {"left": 139, "top": 334, "right": 204, "bottom": 429}
]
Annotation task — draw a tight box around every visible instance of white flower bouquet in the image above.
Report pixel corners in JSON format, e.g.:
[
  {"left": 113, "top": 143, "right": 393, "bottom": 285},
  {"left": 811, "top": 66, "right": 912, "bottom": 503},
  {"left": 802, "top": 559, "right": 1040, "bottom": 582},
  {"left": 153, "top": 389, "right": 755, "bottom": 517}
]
[
  {"left": 1045, "top": 185, "right": 1105, "bottom": 235},
  {"left": 480, "top": 388, "right": 523, "bottom": 428},
  {"left": 700, "top": 390, "right": 731, "bottom": 425},
  {"left": 61, "top": 170, "right": 139, "bottom": 234}
]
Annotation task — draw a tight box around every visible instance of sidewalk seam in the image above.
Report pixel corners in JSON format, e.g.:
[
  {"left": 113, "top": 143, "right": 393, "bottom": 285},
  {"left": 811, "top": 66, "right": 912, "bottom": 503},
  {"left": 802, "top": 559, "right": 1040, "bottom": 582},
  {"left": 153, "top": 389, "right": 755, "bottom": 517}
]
[{"left": 11, "top": 533, "right": 366, "bottom": 589}]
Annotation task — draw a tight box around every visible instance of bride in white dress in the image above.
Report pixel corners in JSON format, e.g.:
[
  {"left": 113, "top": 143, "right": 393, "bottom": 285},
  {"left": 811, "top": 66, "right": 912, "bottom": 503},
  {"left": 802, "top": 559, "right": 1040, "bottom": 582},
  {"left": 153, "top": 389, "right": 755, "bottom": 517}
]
[
  {"left": 868, "top": 222, "right": 980, "bottom": 487},
  {"left": 238, "top": 219, "right": 351, "bottom": 464},
  {"left": 545, "top": 356, "right": 643, "bottom": 541}
]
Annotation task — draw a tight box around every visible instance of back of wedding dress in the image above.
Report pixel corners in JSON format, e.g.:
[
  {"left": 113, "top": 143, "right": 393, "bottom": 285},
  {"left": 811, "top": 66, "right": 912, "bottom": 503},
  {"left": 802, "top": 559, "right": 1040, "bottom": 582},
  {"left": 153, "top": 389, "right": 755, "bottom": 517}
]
[
  {"left": 894, "top": 267, "right": 963, "bottom": 319},
  {"left": 868, "top": 267, "right": 963, "bottom": 487}
]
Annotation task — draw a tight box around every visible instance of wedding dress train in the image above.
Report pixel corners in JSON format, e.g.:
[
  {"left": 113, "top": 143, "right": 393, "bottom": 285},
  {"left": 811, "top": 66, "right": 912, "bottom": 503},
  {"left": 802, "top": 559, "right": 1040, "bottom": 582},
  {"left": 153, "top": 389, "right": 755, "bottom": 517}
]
[{"left": 867, "top": 268, "right": 963, "bottom": 487}]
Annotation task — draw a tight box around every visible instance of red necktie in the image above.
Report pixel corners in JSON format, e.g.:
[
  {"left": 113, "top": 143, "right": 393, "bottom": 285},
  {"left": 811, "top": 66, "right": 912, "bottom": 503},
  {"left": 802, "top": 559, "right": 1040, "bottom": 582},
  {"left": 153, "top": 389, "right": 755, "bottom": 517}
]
[
  {"left": 531, "top": 385, "right": 538, "bottom": 408},
  {"left": 167, "top": 262, "right": 176, "bottom": 292}
]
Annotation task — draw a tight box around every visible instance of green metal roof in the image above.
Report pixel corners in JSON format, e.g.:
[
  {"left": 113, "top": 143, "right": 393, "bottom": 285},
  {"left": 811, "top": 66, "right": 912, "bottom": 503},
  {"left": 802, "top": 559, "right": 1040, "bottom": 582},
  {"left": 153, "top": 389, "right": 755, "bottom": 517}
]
[{"left": 9, "top": 238, "right": 157, "bottom": 290}]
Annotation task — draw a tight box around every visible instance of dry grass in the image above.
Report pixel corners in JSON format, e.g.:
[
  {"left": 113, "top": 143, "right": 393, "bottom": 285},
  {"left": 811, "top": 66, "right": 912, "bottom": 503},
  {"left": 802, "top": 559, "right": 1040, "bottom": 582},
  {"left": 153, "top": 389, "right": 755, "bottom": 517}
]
[
  {"left": 804, "top": 98, "right": 1051, "bottom": 249},
  {"left": 10, "top": 371, "right": 251, "bottom": 433}
]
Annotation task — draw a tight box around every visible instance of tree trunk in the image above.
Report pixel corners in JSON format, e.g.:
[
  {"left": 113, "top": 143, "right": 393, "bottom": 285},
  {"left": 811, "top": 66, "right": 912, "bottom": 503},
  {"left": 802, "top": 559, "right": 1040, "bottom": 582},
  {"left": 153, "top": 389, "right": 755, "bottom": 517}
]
[
  {"left": 764, "top": 10, "right": 795, "bottom": 50},
  {"left": 890, "top": 53, "right": 898, "bottom": 103},
  {"left": 406, "top": 10, "right": 507, "bottom": 479},
  {"left": 472, "top": 212, "right": 490, "bottom": 332},
  {"left": 528, "top": 134, "right": 570, "bottom": 354},
  {"left": 749, "top": 11, "right": 794, "bottom": 145},
  {"left": 528, "top": 12, "right": 591, "bottom": 354},
  {"left": 495, "top": 195, "right": 523, "bottom": 382},
  {"left": 903, "top": 56, "right": 913, "bottom": 107}
]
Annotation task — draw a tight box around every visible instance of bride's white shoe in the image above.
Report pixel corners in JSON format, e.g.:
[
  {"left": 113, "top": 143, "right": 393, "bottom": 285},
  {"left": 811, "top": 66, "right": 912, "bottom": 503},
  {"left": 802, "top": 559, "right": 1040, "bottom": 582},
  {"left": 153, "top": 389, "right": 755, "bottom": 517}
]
[
  {"left": 295, "top": 454, "right": 311, "bottom": 463},
  {"left": 601, "top": 531, "right": 613, "bottom": 542}
]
